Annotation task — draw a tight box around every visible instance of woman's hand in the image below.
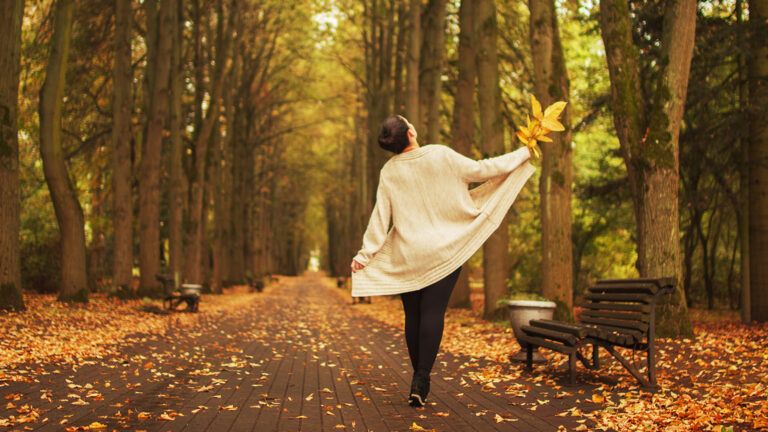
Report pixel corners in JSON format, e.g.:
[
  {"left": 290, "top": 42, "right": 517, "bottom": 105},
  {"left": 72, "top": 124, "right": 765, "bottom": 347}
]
[{"left": 350, "top": 259, "right": 365, "bottom": 273}]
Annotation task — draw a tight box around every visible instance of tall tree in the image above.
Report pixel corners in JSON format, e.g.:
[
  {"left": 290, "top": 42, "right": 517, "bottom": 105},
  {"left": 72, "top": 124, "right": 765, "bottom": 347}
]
[
  {"left": 448, "top": 0, "right": 476, "bottom": 309},
  {"left": 529, "top": 0, "right": 573, "bottom": 315},
  {"left": 748, "top": 0, "right": 768, "bottom": 322},
  {"left": 418, "top": 0, "right": 448, "bottom": 143},
  {"left": 0, "top": 0, "right": 25, "bottom": 310},
  {"left": 185, "top": 0, "right": 236, "bottom": 284},
  {"left": 39, "top": 0, "right": 89, "bottom": 303},
  {"left": 599, "top": 0, "right": 696, "bottom": 336},
  {"left": 138, "top": 0, "right": 174, "bottom": 296},
  {"left": 737, "top": 0, "right": 750, "bottom": 323},
  {"left": 476, "top": 0, "right": 508, "bottom": 319},
  {"left": 405, "top": 0, "right": 421, "bottom": 122},
  {"left": 168, "top": 0, "right": 185, "bottom": 284},
  {"left": 112, "top": 0, "right": 133, "bottom": 291}
]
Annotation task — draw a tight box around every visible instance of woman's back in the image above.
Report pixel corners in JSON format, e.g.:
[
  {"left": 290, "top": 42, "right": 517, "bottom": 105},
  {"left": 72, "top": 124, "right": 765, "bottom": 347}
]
[
  {"left": 381, "top": 144, "right": 482, "bottom": 265},
  {"left": 350, "top": 143, "right": 533, "bottom": 297}
]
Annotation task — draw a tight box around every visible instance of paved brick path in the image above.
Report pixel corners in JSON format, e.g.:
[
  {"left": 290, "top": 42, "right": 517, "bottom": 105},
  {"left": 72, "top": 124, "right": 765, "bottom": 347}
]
[{"left": 2, "top": 274, "right": 591, "bottom": 431}]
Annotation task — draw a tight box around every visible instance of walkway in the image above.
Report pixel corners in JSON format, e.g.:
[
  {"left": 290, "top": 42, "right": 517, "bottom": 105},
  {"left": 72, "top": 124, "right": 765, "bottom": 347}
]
[{"left": 2, "top": 274, "right": 588, "bottom": 431}]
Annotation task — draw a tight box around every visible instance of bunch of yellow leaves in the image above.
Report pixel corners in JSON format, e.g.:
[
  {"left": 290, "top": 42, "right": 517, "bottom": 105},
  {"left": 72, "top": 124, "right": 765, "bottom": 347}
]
[{"left": 515, "top": 95, "right": 567, "bottom": 159}]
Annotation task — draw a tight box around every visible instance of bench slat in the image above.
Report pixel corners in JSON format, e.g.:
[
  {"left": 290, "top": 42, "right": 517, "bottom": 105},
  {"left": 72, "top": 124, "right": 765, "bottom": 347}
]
[
  {"left": 521, "top": 325, "right": 578, "bottom": 346},
  {"left": 579, "top": 309, "right": 650, "bottom": 324},
  {"left": 581, "top": 302, "right": 651, "bottom": 313},
  {"left": 517, "top": 334, "right": 576, "bottom": 354},
  {"left": 579, "top": 316, "right": 649, "bottom": 333},
  {"left": 588, "top": 283, "right": 659, "bottom": 295},
  {"left": 583, "top": 322, "right": 644, "bottom": 342},
  {"left": 581, "top": 325, "right": 637, "bottom": 346},
  {"left": 529, "top": 319, "right": 589, "bottom": 338},
  {"left": 583, "top": 292, "right": 653, "bottom": 304},
  {"left": 598, "top": 277, "right": 676, "bottom": 290}
]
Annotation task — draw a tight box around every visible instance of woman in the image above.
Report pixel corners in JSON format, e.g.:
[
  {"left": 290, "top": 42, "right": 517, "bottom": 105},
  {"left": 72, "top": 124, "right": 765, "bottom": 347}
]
[{"left": 350, "top": 115, "right": 535, "bottom": 407}]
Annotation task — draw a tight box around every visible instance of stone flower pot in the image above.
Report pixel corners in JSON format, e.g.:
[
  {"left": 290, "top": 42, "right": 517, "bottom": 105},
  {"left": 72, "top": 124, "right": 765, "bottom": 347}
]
[{"left": 503, "top": 299, "right": 557, "bottom": 363}]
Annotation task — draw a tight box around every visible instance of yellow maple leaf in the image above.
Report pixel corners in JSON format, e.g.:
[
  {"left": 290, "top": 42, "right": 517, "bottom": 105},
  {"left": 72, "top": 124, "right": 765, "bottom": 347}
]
[
  {"left": 531, "top": 94, "right": 543, "bottom": 120},
  {"left": 543, "top": 101, "right": 567, "bottom": 120},
  {"left": 516, "top": 95, "right": 568, "bottom": 160}
]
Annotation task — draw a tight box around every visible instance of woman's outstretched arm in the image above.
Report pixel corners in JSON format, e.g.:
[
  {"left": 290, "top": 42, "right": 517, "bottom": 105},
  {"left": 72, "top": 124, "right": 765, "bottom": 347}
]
[
  {"left": 445, "top": 145, "right": 531, "bottom": 183},
  {"left": 351, "top": 177, "right": 391, "bottom": 270}
]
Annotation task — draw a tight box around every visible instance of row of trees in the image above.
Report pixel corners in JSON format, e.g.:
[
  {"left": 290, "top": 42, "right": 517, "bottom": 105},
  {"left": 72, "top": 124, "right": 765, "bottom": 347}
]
[
  {"left": 323, "top": 0, "right": 767, "bottom": 333},
  {"left": 1, "top": 0, "right": 316, "bottom": 308}
]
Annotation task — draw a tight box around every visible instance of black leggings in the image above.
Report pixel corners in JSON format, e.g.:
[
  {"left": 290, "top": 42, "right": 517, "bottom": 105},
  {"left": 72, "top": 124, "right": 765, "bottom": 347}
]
[{"left": 399, "top": 265, "right": 462, "bottom": 376}]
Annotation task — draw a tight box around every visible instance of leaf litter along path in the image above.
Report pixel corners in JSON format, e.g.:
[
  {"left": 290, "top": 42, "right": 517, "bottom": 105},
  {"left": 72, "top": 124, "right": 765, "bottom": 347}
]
[{"left": 0, "top": 274, "right": 592, "bottom": 432}]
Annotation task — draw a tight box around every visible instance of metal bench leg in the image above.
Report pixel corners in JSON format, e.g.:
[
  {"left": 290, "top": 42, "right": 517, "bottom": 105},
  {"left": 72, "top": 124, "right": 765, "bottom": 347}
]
[
  {"left": 604, "top": 345, "right": 651, "bottom": 388},
  {"left": 648, "top": 346, "right": 656, "bottom": 385},
  {"left": 592, "top": 342, "right": 600, "bottom": 370},
  {"left": 526, "top": 344, "right": 533, "bottom": 371},
  {"left": 568, "top": 353, "right": 576, "bottom": 385}
]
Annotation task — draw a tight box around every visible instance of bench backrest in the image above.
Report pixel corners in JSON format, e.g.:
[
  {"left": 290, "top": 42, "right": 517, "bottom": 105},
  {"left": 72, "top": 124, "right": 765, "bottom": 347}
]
[{"left": 578, "top": 277, "right": 675, "bottom": 344}]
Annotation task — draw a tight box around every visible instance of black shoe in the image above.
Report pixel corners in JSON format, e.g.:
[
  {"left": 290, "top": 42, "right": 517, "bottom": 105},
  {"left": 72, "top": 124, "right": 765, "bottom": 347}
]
[{"left": 408, "top": 371, "right": 430, "bottom": 407}]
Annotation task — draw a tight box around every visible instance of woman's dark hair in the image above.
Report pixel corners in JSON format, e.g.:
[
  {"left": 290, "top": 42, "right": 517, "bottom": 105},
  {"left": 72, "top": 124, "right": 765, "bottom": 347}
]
[{"left": 378, "top": 115, "right": 410, "bottom": 154}]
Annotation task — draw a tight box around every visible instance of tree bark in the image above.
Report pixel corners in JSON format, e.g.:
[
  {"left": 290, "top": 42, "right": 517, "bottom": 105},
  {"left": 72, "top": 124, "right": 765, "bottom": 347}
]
[
  {"left": 448, "top": 0, "right": 476, "bottom": 309},
  {"left": 418, "top": 0, "right": 448, "bottom": 143},
  {"left": 393, "top": 2, "right": 407, "bottom": 115},
  {"left": 405, "top": 0, "right": 421, "bottom": 122},
  {"left": 476, "top": 0, "right": 508, "bottom": 319},
  {"left": 138, "top": 0, "right": 173, "bottom": 296},
  {"left": 530, "top": 0, "right": 573, "bottom": 317},
  {"left": 748, "top": 0, "right": 768, "bottom": 322},
  {"left": 112, "top": 0, "right": 134, "bottom": 291},
  {"left": 0, "top": 0, "right": 25, "bottom": 310},
  {"left": 185, "top": 0, "right": 236, "bottom": 284},
  {"left": 599, "top": 0, "right": 696, "bottom": 336},
  {"left": 168, "top": 0, "right": 186, "bottom": 286},
  {"left": 39, "top": 0, "right": 89, "bottom": 303}
]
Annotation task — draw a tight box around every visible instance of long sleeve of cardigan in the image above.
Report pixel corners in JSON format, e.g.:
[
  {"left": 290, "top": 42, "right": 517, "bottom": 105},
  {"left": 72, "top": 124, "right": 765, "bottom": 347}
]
[
  {"left": 352, "top": 178, "right": 391, "bottom": 266},
  {"left": 446, "top": 146, "right": 531, "bottom": 183}
]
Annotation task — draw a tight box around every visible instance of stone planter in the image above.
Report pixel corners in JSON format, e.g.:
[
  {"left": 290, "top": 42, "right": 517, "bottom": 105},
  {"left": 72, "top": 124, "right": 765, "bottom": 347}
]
[
  {"left": 180, "top": 284, "right": 203, "bottom": 296},
  {"left": 504, "top": 299, "right": 557, "bottom": 363}
]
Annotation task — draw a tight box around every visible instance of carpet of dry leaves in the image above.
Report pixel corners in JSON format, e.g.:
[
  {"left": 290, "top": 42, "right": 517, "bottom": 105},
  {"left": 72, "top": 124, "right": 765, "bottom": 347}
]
[
  {"left": 0, "top": 287, "right": 258, "bottom": 384},
  {"left": 330, "top": 278, "right": 768, "bottom": 432},
  {"left": 2, "top": 276, "right": 767, "bottom": 431}
]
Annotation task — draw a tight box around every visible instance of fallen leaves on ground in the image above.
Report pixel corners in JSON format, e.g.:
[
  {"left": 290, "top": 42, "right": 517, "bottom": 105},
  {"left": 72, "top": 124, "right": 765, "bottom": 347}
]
[
  {"left": 0, "top": 287, "right": 258, "bottom": 380},
  {"left": 331, "top": 277, "right": 768, "bottom": 431}
]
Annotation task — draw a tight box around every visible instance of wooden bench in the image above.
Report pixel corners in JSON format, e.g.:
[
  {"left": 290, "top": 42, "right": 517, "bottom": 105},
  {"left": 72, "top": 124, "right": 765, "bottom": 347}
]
[
  {"left": 245, "top": 274, "right": 265, "bottom": 293},
  {"left": 156, "top": 274, "right": 201, "bottom": 312},
  {"left": 517, "top": 277, "right": 675, "bottom": 388}
]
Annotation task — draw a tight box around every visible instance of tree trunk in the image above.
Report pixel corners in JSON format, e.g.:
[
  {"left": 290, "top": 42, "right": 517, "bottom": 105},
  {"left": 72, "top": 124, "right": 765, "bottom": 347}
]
[
  {"left": 737, "top": 0, "right": 750, "bottom": 322},
  {"left": 393, "top": 2, "right": 407, "bottom": 114},
  {"left": 112, "top": 0, "right": 134, "bottom": 291},
  {"left": 138, "top": 0, "right": 173, "bottom": 296},
  {"left": 39, "top": 0, "right": 89, "bottom": 303},
  {"left": 448, "top": 0, "right": 476, "bottom": 309},
  {"left": 748, "top": 0, "right": 768, "bottom": 322},
  {"left": 418, "top": 0, "right": 448, "bottom": 143},
  {"left": 476, "top": 0, "right": 508, "bottom": 320},
  {"left": 0, "top": 0, "right": 25, "bottom": 310},
  {"left": 530, "top": 0, "right": 574, "bottom": 318},
  {"left": 405, "top": 0, "right": 421, "bottom": 122},
  {"left": 599, "top": 0, "right": 695, "bottom": 336},
  {"left": 185, "top": 0, "right": 235, "bottom": 284},
  {"left": 168, "top": 0, "right": 185, "bottom": 286}
]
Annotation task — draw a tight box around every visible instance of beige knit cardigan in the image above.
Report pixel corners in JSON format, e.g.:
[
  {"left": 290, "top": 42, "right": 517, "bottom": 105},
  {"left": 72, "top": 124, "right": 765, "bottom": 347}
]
[{"left": 350, "top": 144, "right": 535, "bottom": 297}]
